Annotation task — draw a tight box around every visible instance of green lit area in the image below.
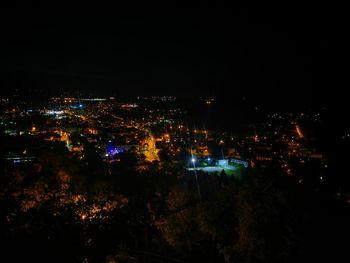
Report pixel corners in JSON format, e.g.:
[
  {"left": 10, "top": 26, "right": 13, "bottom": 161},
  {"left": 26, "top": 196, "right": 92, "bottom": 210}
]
[{"left": 186, "top": 163, "right": 246, "bottom": 178}]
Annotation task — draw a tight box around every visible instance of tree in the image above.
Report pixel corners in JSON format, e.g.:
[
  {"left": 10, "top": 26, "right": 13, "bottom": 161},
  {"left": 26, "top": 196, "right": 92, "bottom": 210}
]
[{"left": 231, "top": 171, "right": 300, "bottom": 263}]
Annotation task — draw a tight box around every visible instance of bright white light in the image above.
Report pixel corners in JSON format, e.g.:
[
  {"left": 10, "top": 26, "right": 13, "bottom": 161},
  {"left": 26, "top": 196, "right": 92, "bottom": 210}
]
[
  {"left": 207, "top": 157, "right": 211, "bottom": 161},
  {"left": 45, "top": 110, "right": 64, "bottom": 115},
  {"left": 105, "top": 153, "right": 109, "bottom": 157},
  {"left": 191, "top": 158, "right": 196, "bottom": 163}
]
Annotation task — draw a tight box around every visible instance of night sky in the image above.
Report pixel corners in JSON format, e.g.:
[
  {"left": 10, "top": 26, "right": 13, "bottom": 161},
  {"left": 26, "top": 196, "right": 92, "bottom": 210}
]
[{"left": 0, "top": 3, "right": 344, "bottom": 108}]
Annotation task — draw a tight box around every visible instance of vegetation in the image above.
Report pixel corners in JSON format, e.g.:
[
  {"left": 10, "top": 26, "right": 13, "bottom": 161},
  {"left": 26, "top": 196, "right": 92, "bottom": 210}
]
[{"left": 1, "top": 135, "right": 349, "bottom": 262}]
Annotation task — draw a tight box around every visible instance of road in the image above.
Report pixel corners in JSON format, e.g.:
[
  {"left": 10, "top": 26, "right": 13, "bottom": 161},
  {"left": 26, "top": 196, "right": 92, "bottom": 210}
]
[{"left": 144, "top": 134, "right": 160, "bottom": 162}]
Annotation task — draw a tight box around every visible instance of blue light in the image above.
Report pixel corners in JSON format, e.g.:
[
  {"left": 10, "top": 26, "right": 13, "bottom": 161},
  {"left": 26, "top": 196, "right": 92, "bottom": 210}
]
[
  {"left": 79, "top": 104, "right": 83, "bottom": 108},
  {"left": 107, "top": 145, "right": 114, "bottom": 153},
  {"left": 191, "top": 157, "right": 196, "bottom": 163}
]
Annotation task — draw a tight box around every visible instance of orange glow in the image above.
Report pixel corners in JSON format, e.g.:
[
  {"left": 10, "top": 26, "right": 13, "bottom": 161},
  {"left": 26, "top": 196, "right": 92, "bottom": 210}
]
[
  {"left": 164, "top": 133, "right": 170, "bottom": 143},
  {"left": 296, "top": 125, "right": 304, "bottom": 138}
]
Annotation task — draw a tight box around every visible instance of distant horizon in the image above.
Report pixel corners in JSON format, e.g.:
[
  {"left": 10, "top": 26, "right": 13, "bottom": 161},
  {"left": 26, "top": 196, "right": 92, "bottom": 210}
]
[
  {"left": 0, "top": 84, "right": 343, "bottom": 113},
  {"left": 1, "top": 4, "right": 343, "bottom": 111}
]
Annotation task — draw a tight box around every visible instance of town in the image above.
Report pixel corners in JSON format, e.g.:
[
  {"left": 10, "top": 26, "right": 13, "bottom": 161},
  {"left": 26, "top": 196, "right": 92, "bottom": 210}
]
[{"left": 1, "top": 95, "right": 328, "bottom": 183}]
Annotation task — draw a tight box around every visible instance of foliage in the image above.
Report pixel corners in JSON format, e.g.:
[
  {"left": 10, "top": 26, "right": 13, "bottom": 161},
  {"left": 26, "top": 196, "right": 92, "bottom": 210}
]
[{"left": 0, "top": 138, "right": 312, "bottom": 262}]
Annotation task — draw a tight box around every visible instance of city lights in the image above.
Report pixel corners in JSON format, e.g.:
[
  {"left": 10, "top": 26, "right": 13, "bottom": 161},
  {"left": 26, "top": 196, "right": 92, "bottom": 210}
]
[{"left": 0, "top": 6, "right": 342, "bottom": 262}]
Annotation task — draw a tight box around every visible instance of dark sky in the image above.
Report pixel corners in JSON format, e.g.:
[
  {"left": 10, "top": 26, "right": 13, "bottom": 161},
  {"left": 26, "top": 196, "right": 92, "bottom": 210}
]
[{"left": 0, "top": 3, "right": 344, "bottom": 108}]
